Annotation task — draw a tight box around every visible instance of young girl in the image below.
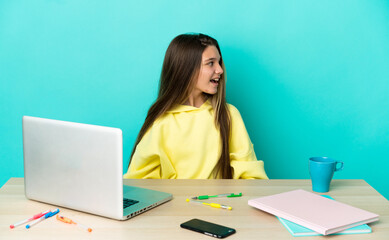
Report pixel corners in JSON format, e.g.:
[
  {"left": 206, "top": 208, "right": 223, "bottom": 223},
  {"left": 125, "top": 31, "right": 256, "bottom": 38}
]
[{"left": 123, "top": 33, "right": 268, "bottom": 179}]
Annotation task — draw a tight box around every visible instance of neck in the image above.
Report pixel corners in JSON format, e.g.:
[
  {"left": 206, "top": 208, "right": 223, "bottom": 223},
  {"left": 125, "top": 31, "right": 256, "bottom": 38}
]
[{"left": 184, "top": 92, "right": 207, "bottom": 108}]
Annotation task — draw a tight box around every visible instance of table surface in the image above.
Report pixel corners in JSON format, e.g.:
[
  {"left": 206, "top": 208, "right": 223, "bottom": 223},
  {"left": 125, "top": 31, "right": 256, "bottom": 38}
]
[{"left": 1, "top": 178, "right": 388, "bottom": 240}]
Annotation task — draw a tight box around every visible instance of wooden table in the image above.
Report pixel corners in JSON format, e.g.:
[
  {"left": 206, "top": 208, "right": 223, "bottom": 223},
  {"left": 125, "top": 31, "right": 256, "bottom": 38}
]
[{"left": 1, "top": 178, "right": 388, "bottom": 239}]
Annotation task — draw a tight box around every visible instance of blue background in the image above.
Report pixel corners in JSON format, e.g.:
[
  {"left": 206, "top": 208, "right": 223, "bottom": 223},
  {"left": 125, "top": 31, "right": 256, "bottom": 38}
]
[{"left": 1, "top": 1, "right": 388, "bottom": 199}]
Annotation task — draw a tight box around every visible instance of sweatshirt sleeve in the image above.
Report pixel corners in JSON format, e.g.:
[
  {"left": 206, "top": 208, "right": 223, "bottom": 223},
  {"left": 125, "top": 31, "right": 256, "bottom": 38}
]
[
  {"left": 123, "top": 119, "right": 177, "bottom": 179},
  {"left": 228, "top": 105, "right": 268, "bottom": 179},
  {"left": 123, "top": 126, "right": 162, "bottom": 179}
]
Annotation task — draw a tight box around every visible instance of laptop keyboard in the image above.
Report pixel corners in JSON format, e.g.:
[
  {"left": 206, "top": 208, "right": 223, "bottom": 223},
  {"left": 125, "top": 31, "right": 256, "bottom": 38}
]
[{"left": 123, "top": 198, "right": 139, "bottom": 209}]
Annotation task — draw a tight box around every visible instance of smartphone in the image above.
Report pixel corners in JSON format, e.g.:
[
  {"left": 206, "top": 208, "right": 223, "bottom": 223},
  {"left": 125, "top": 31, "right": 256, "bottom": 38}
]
[{"left": 180, "top": 218, "right": 236, "bottom": 238}]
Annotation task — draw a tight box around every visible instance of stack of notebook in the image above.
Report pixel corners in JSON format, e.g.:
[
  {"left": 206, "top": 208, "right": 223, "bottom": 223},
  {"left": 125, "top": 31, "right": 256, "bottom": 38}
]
[
  {"left": 248, "top": 189, "right": 379, "bottom": 236},
  {"left": 277, "top": 216, "right": 371, "bottom": 237}
]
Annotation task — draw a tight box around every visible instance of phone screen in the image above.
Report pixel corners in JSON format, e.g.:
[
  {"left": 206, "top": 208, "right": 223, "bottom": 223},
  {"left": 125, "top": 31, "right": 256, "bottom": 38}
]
[{"left": 180, "top": 218, "right": 236, "bottom": 238}]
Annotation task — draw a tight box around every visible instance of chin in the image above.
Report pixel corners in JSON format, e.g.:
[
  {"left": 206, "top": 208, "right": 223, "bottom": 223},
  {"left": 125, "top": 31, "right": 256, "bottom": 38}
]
[{"left": 206, "top": 90, "right": 217, "bottom": 95}]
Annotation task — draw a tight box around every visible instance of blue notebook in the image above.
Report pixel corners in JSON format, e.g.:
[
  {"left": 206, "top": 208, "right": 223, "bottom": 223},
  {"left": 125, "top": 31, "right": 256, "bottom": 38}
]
[{"left": 277, "top": 195, "right": 372, "bottom": 237}]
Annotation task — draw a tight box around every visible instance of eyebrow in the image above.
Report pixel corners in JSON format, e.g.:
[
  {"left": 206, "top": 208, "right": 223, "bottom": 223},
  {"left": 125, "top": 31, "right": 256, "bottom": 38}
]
[{"left": 204, "top": 57, "right": 220, "bottom": 62}]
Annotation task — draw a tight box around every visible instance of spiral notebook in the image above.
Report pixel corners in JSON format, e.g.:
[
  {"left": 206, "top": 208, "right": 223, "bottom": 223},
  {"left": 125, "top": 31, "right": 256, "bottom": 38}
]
[{"left": 248, "top": 189, "right": 379, "bottom": 235}]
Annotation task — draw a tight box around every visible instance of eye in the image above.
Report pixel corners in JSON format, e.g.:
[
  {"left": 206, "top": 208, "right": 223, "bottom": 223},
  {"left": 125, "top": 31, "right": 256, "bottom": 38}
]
[{"left": 207, "top": 61, "right": 214, "bottom": 66}]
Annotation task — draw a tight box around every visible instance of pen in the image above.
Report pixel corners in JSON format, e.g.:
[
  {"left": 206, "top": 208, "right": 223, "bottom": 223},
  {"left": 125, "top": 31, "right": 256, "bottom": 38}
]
[
  {"left": 191, "top": 193, "right": 242, "bottom": 200},
  {"left": 26, "top": 208, "right": 60, "bottom": 229},
  {"left": 56, "top": 215, "right": 92, "bottom": 232},
  {"left": 10, "top": 210, "right": 50, "bottom": 229},
  {"left": 186, "top": 199, "right": 232, "bottom": 210}
]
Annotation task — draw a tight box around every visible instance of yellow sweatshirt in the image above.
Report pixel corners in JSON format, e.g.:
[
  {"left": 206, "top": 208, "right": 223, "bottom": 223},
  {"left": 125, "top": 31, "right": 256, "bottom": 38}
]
[{"left": 123, "top": 101, "right": 268, "bottom": 179}]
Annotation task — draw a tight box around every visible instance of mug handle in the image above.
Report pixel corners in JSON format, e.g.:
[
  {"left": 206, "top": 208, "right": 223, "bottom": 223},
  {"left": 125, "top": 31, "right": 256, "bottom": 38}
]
[{"left": 335, "top": 161, "right": 344, "bottom": 171}]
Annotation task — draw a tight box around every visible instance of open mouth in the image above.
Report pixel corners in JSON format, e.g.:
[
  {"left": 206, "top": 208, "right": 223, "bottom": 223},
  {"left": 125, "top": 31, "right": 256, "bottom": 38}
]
[{"left": 210, "top": 78, "right": 219, "bottom": 84}]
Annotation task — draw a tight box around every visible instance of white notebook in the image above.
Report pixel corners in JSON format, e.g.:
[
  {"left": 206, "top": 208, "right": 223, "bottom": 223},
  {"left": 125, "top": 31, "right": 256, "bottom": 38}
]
[{"left": 248, "top": 189, "right": 379, "bottom": 235}]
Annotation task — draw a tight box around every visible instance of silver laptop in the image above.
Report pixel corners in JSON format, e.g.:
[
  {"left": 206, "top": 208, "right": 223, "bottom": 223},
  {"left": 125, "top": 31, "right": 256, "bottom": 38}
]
[{"left": 23, "top": 116, "right": 172, "bottom": 220}]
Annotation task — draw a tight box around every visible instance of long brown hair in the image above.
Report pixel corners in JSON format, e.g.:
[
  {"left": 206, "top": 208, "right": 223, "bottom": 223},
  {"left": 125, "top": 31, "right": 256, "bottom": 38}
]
[{"left": 130, "top": 33, "right": 232, "bottom": 178}]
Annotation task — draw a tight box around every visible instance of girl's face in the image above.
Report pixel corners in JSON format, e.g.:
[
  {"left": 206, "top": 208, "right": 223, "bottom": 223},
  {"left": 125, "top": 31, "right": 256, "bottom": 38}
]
[{"left": 193, "top": 45, "right": 224, "bottom": 96}]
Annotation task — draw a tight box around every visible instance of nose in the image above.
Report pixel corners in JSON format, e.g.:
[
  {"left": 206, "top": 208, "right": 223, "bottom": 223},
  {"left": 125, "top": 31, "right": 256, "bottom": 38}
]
[{"left": 215, "top": 63, "right": 223, "bottom": 75}]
